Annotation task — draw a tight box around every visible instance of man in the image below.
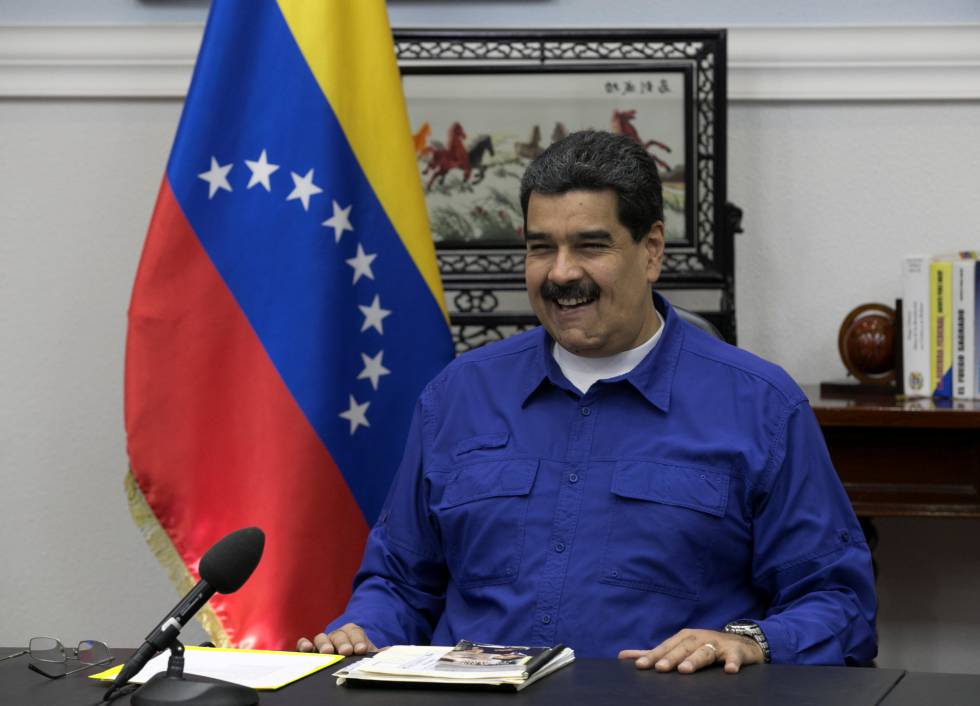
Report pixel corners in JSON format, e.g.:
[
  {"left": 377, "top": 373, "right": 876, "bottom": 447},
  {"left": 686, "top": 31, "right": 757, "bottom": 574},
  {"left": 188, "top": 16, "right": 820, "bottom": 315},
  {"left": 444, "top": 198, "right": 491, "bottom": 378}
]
[{"left": 298, "top": 131, "right": 877, "bottom": 674}]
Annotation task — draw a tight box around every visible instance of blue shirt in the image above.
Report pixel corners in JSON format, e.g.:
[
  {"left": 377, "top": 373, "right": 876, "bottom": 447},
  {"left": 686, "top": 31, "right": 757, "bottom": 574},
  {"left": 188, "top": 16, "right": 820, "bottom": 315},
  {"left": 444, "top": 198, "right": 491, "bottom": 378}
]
[{"left": 329, "top": 294, "right": 878, "bottom": 664}]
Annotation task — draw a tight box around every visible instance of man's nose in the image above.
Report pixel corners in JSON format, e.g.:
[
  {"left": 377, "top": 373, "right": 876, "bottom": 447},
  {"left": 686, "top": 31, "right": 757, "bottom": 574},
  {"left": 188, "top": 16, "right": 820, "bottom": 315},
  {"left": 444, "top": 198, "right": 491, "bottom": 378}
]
[{"left": 548, "top": 249, "right": 583, "bottom": 284}]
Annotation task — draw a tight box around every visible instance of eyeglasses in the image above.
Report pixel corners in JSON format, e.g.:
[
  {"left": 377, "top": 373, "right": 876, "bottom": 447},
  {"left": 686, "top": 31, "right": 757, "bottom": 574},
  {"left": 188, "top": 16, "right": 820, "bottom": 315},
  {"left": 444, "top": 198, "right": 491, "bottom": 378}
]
[{"left": 0, "top": 637, "right": 113, "bottom": 678}]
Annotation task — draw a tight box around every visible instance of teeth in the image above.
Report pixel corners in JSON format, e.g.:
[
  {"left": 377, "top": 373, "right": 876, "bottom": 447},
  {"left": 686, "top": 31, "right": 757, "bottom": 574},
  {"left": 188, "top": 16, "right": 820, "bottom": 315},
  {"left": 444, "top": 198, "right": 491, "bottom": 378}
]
[{"left": 556, "top": 296, "right": 593, "bottom": 307}]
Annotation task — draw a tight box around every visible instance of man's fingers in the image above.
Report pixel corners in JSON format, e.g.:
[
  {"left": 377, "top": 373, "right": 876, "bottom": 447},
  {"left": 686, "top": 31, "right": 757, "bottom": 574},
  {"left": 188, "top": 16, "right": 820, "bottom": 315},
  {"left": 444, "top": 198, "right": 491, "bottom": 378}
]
[
  {"left": 327, "top": 629, "right": 355, "bottom": 656},
  {"left": 313, "top": 633, "right": 337, "bottom": 654},
  {"left": 723, "top": 637, "right": 760, "bottom": 673},
  {"left": 724, "top": 652, "right": 744, "bottom": 674},
  {"left": 622, "top": 630, "right": 693, "bottom": 669},
  {"left": 653, "top": 636, "right": 701, "bottom": 672},
  {"left": 617, "top": 649, "right": 649, "bottom": 660},
  {"left": 624, "top": 630, "right": 763, "bottom": 675},
  {"left": 322, "top": 623, "right": 377, "bottom": 656},
  {"left": 677, "top": 643, "right": 719, "bottom": 674},
  {"left": 645, "top": 632, "right": 705, "bottom": 671},
  {"left": 343, "top": 625, "right": 376, "bottom": 654},
  {"left": 302, "top": 624, "right": 376, "bottom": 656}
]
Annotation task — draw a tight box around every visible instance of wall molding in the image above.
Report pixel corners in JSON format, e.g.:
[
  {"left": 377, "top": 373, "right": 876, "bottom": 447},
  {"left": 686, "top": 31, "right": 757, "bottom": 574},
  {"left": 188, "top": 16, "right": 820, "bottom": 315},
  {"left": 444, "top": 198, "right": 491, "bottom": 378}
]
[
  {"left": 1, "top": 24, "right": 979, "bottom": 101},
  {"left": 728, "top": 25, "right": 980, "bottom": 100}
]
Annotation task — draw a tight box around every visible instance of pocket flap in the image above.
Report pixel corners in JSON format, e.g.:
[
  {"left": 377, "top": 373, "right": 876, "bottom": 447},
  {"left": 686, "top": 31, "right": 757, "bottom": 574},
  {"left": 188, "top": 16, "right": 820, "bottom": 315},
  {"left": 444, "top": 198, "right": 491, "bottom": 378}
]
[
  {"left": 611, "top": 461, "right": 729, "bottom": 517},
  {"left": 440, "top": 459, "right": 538, "bottom": 509},
  {"left": 454, "top": 432, "right": 510, "bottom": 457}
]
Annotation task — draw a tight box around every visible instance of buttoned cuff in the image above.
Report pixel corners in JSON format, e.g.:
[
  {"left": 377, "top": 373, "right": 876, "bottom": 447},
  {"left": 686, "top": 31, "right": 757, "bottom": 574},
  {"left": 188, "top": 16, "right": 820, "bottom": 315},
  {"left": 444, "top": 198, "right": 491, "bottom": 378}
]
[{"left": 754, "top": 617, "right": 793, "bottom": 664}]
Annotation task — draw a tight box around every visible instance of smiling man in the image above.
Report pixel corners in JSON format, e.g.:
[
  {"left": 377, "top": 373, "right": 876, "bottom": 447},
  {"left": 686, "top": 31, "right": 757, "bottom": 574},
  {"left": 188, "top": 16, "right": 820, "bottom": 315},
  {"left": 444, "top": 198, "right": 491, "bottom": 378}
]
[
  {"left": 524, "top": 188, "right": 661, "bottom": 359},
  {"left": 298, "top": 131, "right": 877, "bottom": 673}
]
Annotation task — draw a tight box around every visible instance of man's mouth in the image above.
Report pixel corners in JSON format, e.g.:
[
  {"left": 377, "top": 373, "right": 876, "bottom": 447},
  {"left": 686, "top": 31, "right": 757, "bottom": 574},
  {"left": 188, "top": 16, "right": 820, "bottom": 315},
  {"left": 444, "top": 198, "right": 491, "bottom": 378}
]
[
  {"left": 542, "top": 280, "right": 600, "bottom": 311},
  {"left": 555, "top": 295, "right": 597, "bottom": 309}
]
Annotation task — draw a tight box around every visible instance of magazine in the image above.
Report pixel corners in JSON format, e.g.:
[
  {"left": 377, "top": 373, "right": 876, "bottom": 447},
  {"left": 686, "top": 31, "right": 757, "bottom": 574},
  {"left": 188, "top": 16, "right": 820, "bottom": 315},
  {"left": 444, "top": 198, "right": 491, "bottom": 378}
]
[{"left": 333, "top": 640, "right": 574, "bottom": 690}]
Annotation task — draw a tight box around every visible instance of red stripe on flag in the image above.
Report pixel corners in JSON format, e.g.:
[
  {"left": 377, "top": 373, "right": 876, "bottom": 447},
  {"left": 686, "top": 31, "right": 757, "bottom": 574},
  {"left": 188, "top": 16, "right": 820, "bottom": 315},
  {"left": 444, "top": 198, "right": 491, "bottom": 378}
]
[{"left": 125, "top": 178, "right": 368, "bottom": 649}]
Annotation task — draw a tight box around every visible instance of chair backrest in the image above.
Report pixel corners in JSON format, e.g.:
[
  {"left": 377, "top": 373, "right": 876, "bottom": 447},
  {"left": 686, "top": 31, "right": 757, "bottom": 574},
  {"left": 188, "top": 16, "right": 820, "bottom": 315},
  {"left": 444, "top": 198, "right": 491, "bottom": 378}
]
[{"left": 674, "top": 306, "right": 724, "bottom": 341}]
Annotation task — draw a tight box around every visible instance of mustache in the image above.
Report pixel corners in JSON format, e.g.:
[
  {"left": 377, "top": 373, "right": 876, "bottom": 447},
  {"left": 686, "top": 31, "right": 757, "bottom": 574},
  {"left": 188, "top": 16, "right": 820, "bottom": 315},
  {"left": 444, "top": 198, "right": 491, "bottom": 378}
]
[{"left": 540, "top": 279, "right": 600, "bottom": 303}]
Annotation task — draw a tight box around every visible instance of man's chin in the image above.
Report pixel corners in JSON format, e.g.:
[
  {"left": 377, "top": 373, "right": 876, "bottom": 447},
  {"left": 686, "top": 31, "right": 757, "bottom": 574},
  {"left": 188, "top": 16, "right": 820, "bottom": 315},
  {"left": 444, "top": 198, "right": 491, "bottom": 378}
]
[{"left": 550, "top": 328, "right": 599, "bottom": 355}]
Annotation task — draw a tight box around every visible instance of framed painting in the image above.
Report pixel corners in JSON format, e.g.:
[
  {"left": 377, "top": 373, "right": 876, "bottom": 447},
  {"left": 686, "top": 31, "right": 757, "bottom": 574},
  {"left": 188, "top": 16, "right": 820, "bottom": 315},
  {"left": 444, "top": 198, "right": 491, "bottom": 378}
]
[{"left": 395, "top": 30, "right": 737, "bottom": 350}]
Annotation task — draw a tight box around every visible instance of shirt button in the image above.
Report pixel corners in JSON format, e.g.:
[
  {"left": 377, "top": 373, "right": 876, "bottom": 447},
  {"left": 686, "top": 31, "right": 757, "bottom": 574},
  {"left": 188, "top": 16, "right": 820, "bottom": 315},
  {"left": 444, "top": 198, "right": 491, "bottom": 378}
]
[
  {"left": 580, "top": 407, "right": 591, "bottom": 416},
  {"left": 554, "top": 542, "right": 565, "bottom": 553},
  {"left": 568, "top": 473, "right": 579, "bottom": 484},
  {"left": 541, "top": 615, "right": 551, "bottom": 624}
]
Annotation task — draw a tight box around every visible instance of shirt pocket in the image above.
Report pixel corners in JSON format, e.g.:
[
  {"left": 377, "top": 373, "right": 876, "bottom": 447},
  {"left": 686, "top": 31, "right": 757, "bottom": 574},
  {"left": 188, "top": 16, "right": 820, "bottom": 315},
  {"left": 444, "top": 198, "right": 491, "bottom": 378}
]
[
  {"left": 434, "top": 458, "right": 538, "bottom": 588},
  {"left": 600, "top": 460, "right": 729, "bottom": 600},
  {"left": 454, "top": 432, "right": 509, "bottom": 458}
]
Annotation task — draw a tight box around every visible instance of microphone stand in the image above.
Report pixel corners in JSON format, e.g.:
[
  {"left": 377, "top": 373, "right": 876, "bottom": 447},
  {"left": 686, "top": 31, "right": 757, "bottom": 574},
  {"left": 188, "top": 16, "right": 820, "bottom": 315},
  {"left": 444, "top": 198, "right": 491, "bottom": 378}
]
[{"left": 130, "top": 638, "right": 258, "bottom": 706}]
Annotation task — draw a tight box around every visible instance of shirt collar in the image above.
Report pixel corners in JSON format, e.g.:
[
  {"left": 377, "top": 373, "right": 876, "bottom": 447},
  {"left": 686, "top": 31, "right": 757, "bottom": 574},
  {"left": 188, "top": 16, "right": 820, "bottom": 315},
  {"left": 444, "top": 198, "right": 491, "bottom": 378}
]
[
  {"left": 517, "top": 328, "right": 559, "bottom": 406},
  {"left": 519, "top": 291, "right": 684, "bottom": 412},
  {"left": 623, "top": 292, "right": 683, "bottom": 412}
]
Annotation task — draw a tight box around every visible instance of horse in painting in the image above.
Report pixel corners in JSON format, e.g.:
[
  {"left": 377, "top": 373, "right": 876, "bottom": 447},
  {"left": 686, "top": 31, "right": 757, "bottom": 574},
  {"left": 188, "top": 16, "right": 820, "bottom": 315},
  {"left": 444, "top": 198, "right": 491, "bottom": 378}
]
[
  {"left": 423, "top": 122, "right": 471, "bottom": 188},
  {"left": 610, "top": 109, "right": 672, "bottom": 171}
]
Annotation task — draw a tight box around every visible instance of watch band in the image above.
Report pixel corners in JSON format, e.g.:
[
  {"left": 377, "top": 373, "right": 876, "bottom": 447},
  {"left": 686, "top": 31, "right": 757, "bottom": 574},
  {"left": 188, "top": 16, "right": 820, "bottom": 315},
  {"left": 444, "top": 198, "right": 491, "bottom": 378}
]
[{"left": 723, "top": 620, "right": 772, "bottom": 663}]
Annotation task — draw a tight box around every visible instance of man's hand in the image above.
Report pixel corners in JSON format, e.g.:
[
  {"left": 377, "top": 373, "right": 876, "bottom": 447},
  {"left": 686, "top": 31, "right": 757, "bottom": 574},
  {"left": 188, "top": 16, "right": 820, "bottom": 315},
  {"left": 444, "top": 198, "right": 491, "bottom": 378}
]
[
  {"left": 618, "top": 628, "right": 764, "bottom": 674},
  {"left": 296, "top": 623, "right": 377, "bottom": 656}
]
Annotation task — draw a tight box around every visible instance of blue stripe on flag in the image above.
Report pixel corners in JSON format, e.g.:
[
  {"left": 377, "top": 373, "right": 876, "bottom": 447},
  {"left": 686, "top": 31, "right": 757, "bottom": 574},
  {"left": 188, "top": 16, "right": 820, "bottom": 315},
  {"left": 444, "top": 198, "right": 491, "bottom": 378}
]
[{"left": 166, "top": 1, "right": 451, "bottom": 522}]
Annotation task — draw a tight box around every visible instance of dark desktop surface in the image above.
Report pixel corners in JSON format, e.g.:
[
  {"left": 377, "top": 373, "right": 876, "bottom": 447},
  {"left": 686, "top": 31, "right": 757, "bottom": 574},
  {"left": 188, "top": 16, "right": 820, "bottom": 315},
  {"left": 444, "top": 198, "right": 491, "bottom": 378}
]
[{"left": 0, "top": 647, "right": 976, "bottom": 706}]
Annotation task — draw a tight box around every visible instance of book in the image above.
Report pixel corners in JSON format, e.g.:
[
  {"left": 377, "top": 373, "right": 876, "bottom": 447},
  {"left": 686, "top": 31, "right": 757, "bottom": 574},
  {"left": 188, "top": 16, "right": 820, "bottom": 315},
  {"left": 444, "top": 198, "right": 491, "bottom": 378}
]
[
  {"left": 930, "top": 258, "right": 953, "bottom": 398},
  {"left": 902, "top": 256, "right": 931, "bottom": 397},
  {"left": 953, "top": 257, "right": 977, "bottom": 399},
  {"left": 976, "top": 260, "right": 980, "bottom": 400},
  {"left": 333, "top": 640, "right": 574, "bottom": 691}
]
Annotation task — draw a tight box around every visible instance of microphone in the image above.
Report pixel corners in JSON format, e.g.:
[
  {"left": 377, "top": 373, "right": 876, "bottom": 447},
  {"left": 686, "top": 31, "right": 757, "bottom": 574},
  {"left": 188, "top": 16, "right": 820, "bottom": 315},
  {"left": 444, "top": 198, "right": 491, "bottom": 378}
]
[{"left": 105, "top": 527, "right": 265, "bottom": 697}]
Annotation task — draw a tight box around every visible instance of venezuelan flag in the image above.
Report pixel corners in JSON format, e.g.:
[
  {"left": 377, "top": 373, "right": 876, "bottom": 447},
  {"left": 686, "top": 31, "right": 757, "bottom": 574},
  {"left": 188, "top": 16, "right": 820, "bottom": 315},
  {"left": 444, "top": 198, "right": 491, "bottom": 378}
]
[{"left": 125, "top": 0, "right": 452, "bottom": 649}]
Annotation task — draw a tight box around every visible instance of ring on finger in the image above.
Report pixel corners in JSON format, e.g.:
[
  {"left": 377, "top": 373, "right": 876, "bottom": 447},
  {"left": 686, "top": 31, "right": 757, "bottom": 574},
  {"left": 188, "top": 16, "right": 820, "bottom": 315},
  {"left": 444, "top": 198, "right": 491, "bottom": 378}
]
[{"left": 703, "top": 643, "right": 718, "bottom": 654}]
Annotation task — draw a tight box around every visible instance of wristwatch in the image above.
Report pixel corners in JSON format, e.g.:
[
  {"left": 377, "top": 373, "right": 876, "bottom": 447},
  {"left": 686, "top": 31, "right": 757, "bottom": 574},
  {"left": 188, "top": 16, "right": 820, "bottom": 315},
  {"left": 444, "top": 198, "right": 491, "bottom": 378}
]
[{"left": 723, "top": 620, "right": 772, "bottom": 663}]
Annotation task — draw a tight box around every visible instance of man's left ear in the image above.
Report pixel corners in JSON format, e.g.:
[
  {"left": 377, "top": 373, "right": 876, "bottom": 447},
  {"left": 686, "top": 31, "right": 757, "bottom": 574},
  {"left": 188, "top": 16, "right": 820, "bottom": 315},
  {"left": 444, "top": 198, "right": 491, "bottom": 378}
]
[{"left": 643, "top": 221, "right": 665, "bottom": 283}]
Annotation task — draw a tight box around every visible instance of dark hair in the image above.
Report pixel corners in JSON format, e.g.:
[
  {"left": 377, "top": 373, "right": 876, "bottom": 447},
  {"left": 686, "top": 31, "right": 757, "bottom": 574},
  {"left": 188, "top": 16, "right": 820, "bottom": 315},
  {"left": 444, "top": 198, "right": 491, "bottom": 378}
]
[{"left": 519, "top": 130, "right": 663, "bottom": 242}]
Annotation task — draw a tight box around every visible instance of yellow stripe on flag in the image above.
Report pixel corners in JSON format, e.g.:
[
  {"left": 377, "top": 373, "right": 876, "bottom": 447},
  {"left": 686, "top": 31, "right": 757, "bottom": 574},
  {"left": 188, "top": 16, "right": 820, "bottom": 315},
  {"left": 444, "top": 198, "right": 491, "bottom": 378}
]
[{"left": 277, "top": 0, "right": 449, "bottom": 323}]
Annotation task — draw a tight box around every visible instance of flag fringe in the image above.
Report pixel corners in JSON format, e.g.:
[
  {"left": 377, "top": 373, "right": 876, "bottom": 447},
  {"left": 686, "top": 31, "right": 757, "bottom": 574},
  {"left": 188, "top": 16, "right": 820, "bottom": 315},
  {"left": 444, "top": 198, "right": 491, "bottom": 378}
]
[{"left": 124, "top": 470, "right": 231, "bottom": 647}]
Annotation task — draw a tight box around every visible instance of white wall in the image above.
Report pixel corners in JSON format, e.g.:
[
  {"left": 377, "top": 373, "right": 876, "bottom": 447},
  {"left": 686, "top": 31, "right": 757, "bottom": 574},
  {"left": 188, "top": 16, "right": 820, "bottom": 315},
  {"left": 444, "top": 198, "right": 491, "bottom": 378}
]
[
  {"left": 731, "top": 100, "right": 980, "bottom": 372},
  {"left": 2, "top": 2, "right": 980, "bottom": 675},
  {"left": 3, "top": 0, "right": 980, "bottom": 25},
  {"left": 0, "top": 98, "right": 211, "bottom": 647}
]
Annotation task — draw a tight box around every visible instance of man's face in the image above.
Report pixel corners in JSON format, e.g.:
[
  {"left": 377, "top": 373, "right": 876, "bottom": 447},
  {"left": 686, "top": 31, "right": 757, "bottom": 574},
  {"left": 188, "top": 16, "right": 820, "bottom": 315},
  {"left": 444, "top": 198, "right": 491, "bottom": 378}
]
[{"left": 524, "top": 189, "right": 664, "bottom": 358}]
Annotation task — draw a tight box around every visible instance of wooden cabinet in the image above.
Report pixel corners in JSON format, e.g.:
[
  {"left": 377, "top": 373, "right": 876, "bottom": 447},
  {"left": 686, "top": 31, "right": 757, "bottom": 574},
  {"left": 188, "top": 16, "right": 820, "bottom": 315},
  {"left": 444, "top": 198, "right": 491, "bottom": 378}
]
[{"left": 805, "top": 386, "right": 980, "bottom": 517}]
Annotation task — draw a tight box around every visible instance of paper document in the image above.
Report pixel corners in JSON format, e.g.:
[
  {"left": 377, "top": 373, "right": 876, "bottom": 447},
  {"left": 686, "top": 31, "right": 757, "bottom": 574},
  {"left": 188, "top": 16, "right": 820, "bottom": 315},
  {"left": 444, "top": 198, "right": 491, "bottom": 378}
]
[{"left": 89, "top": 646, "right": 342, "bottom": 690}]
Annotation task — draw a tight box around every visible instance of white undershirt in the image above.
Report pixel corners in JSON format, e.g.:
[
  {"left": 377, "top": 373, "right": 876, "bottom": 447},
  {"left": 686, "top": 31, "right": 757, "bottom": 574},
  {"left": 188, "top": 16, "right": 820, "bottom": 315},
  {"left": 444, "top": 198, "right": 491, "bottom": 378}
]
[{"left": 552, "top": 310, "right": 665, "bottom": 394}]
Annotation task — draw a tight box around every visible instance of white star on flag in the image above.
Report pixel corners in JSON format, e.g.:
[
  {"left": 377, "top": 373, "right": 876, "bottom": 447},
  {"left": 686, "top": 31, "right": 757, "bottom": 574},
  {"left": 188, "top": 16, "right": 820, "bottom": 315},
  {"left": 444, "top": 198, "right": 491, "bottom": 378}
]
[
  {"left": 322, "top": 200, "right": 354, "bottom": 242},
  {"left": 345, "top": 244, "right": 377, "bottom": 284},
  {"left": 244, "top": 149, "right": 279, "bottom": 191},
  {"left": 357, "top": 351, "right": 390, "bottom": 391},
  {"left": 286, "top": 168, "right": 323, "bottom": 211},
  {"left": 359, "top": 295, "right": 391, "bottom": 334},
  {"left": 198, "top": 157, "right": 233, "bottom": 199},
  {"left": 339, "top": 394, "right": 370, "bottom": 434}
]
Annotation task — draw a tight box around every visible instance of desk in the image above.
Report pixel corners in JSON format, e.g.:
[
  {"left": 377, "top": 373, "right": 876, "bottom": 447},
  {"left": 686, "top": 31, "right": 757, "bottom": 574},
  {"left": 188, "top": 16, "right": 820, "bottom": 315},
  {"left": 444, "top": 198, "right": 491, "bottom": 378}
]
[
  {"left": 882, "top": 671, "right": 980, "bottom": 705},
  {"left": 804, "top": 386, "right": 980, "bottom": 517},
  {"left": 4, "top": 648, "right": 971, "bottom": 706}
]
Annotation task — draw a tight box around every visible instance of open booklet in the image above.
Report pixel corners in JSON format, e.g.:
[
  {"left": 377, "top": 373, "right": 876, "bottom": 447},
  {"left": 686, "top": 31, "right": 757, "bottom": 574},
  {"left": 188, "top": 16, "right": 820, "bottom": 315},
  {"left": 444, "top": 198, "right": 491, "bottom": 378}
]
[{"left": 334, "top": 640, "right": 574, "bottom": 691}]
